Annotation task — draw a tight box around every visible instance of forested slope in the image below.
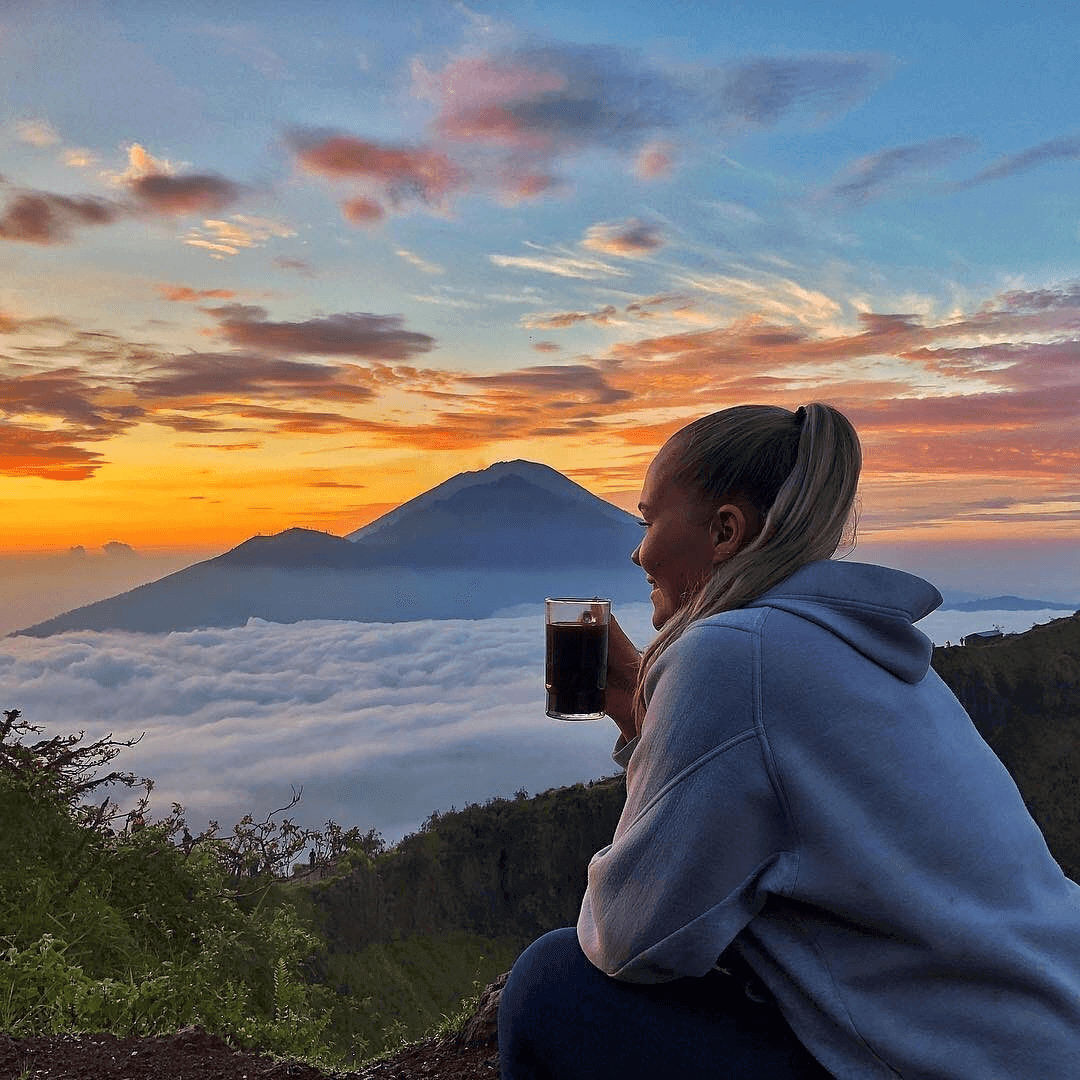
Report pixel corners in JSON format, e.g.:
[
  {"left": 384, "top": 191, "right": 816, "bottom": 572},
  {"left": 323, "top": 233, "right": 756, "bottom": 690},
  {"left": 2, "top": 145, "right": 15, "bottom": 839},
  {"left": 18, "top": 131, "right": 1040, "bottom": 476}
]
[{"left": 933, "top": 612, "right": 1080, "bottom": 880}]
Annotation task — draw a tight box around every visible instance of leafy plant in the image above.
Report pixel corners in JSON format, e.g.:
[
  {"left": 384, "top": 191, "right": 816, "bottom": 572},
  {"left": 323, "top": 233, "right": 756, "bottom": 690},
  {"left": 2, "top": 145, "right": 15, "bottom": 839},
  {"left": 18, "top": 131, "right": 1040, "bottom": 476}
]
[{"left": 0, "top": 709, "right": 339, "bottom": 1065}]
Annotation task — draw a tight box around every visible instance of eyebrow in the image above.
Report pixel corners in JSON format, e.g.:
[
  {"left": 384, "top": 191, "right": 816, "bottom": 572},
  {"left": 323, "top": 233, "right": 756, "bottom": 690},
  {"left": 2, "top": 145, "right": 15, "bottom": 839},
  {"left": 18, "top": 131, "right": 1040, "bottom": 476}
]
[{"left": 637, "top": 502, "right": 650, "bottom": 513}]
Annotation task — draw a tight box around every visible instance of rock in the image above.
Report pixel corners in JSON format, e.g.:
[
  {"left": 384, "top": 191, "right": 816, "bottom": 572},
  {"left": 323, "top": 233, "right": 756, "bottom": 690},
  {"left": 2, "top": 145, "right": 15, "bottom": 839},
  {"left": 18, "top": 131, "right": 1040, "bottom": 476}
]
[{"left": 449, "top": 972, "right": 509, "bottom": 1049}]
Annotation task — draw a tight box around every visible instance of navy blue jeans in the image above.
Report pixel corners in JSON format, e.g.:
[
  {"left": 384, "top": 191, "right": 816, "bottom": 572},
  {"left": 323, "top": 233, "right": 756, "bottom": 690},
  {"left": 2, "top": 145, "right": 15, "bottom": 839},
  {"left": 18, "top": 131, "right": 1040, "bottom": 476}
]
[{"left": 498, "top": 928, "right": 831, "bottom": 1079}]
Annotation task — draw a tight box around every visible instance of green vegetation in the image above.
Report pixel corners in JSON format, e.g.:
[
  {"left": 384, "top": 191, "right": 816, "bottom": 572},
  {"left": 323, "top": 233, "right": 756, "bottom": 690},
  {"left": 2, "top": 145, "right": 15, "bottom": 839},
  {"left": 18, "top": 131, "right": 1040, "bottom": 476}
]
[
  {"left": 319, "top": 932, "right": 522, "bottom": 1060},
  {"left": 0, "top": 709, "right": 338, "bottom": 1064},
  {"left": 0, "top": 706, "right": 624, "bottom": 1065},
  {"left": 933, "top": 612, "right": 1080, "bottom": 880}
]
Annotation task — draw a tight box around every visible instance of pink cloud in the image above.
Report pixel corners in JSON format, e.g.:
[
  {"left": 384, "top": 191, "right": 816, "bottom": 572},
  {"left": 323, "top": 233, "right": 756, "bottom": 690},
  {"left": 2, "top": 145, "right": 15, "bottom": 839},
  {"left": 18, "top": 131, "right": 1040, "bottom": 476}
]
[
  {"left": 634, "top": 141, "right": 675, "bottom": 179},
  {"left": 129, "top": 173, "right": 242, "bottom": 216},
  {"left": 157, "top": 284, "right": 237, "bottom": 302},
  {"left": 0, "top": 191, "right": 121, "bottom": 244},
  {"left": 422, "top": 56, "right": 566, "bottom": 149},
  {"left": 341, "top": 196, "right": 385, "bottom": 224},
  {"left": 291, "top": 132, "right": 465, "bottom": 206}
]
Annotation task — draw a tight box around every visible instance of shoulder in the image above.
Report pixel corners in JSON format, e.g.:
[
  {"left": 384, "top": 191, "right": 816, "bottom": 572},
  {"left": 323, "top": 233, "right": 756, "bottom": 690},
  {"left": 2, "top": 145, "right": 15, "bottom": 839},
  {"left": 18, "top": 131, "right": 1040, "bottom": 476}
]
[{"left": 641, "top": 612, "right": 767, "bottom": 757}]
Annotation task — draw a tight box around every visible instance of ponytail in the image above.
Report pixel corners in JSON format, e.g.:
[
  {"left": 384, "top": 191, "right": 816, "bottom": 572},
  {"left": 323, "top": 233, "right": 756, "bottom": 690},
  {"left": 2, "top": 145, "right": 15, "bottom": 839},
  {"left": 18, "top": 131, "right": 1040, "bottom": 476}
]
[{"left": 633, "top": 402, "right": 861, "bottom": 723}]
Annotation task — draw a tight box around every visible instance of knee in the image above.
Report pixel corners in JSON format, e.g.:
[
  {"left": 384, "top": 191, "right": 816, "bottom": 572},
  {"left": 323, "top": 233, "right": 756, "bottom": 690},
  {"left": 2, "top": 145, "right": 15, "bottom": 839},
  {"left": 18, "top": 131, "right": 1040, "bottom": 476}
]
[
  {"left": 501, "top": 928, "right": 582, "bottom": 1023},
  {"left": 499, "top": 928, "right": 585, "bottom": 1074}
]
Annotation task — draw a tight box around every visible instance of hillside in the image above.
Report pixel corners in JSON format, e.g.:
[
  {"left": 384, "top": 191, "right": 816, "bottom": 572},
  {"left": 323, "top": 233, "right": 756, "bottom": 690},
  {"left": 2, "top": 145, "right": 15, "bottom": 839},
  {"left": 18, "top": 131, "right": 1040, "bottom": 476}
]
[{"left": 932, "top": 612, "right": 1080, "bottom": 880}]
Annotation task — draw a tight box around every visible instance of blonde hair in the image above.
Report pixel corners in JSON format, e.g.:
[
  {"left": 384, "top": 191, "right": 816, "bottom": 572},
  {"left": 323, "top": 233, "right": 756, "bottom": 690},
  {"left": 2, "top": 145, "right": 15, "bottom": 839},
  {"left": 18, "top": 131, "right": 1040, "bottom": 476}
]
[{"left": 633, "top": 402, "right": 861, "bottom": 722}]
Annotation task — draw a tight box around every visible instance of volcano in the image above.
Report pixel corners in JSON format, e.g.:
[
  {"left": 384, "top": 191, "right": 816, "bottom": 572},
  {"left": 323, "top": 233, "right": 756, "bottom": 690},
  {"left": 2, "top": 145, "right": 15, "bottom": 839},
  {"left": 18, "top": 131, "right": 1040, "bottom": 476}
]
[{"left": 15, "top": 462, "right": 648, "bottom": 636}]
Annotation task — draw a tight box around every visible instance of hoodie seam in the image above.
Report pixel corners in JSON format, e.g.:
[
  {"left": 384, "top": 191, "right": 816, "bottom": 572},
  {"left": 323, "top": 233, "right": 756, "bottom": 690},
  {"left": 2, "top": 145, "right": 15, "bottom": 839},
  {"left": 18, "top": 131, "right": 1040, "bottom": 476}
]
[
  {"left": 623, "top": 729, "right": 759, "bottom": 832},
  {"left": 757, "top": 614, "right": 902, "bottom": 1076},
  {"left": 751, "top": 608, "right": 803, "bottom": 895},
  {"left": 755, "top": 591, "right": 916, "bottom": 618}
]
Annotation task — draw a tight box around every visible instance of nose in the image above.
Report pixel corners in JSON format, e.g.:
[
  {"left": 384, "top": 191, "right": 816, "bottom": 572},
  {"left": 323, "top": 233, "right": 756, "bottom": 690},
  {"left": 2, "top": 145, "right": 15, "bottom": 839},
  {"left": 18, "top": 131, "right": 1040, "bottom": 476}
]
[{"left": 631, "top": 543, "right": 641, "bottom": 566}]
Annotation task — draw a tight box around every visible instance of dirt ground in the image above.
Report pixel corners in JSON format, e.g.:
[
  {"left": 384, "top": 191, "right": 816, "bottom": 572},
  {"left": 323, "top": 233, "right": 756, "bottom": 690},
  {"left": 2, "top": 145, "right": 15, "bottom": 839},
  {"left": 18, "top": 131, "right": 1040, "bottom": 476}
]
[
  {"left": 0, "top": 975, "right": 507, "bottom": 1080},
  {"left": 0, "top": 1028, "right": 498, "bottom": 1080}
]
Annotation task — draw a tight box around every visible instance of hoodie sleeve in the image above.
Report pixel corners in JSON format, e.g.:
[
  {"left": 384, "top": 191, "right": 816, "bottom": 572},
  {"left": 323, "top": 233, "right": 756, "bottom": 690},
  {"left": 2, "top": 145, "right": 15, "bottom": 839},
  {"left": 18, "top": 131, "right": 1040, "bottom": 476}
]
[{"left": 577, "top": 620, "right": 799, "bottom": 983}]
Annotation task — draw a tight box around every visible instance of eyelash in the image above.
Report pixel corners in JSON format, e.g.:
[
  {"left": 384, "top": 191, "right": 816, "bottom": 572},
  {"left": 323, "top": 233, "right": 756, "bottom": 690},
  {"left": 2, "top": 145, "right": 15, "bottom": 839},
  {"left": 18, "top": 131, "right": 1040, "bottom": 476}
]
[{"left": 636, "top": 518, "right": 649, "bottom": 527}]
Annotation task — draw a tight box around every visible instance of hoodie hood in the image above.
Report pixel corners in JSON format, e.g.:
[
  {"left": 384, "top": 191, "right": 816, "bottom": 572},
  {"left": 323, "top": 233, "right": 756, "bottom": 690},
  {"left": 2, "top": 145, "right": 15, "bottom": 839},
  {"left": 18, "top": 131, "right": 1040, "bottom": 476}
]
[{"left": 746, "top": 561, "right": 942, "bottom": 683}]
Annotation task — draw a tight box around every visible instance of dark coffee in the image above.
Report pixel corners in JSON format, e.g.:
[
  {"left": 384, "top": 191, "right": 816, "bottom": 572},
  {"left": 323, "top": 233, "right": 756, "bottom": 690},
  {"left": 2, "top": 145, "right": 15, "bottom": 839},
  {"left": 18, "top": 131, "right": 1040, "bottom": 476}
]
[{"left": 546, "top": 621, "right": 607, "bottom": 718}]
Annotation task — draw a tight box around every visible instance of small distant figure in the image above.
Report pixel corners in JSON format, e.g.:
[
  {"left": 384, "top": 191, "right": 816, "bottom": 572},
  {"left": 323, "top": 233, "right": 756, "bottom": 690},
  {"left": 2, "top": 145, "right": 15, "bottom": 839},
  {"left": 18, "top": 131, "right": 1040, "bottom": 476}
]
[{"left": 309, "top": 848, "right": 317, "bottom": 869}]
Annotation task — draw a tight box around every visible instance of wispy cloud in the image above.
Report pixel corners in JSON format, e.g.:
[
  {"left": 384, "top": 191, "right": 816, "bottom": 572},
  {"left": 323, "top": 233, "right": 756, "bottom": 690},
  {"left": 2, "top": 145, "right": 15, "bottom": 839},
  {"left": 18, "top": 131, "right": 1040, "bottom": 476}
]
[
  {"left": 0, "top": 367, "right": 142, "bottom": 479},
  {"left": 521, "top": 305, "right": 618, "bottom": 329},
  {"left": 273, "top": 256, "right": 317, "bottom": 277},
  {"left": 182, "top": 215, "right": 295, "bottom": 258},
  {"left": 962, "top": 133, "right": 1080, "bottom": 187},
  {"left": 828, "top": 136, "right": 976, "bottom": 204},
  {"left": 396, "top": 248, "right": 445, "bottom": 274},
  {"left": 196, "top": 22, "right": 286, "bottom": 79},
  {"left": 157, "top": 284, "right": 238, "bottom": 302},
  {"left": 715, "top": 54, "right": 889, "bottom": 126},
  {"left": 490, "top": 245, "right": 629, "bottom": 279},
  {"left": 15, "top": 118, "right": 61, "bottom": 147}
]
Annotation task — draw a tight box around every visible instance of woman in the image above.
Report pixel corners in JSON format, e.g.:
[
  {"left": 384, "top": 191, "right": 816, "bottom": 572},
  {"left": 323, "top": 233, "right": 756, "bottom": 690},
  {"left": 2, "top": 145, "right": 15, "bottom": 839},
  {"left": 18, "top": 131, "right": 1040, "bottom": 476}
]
[{"left": 499, "top": 404, "right": 1080, "bottom": 1078}]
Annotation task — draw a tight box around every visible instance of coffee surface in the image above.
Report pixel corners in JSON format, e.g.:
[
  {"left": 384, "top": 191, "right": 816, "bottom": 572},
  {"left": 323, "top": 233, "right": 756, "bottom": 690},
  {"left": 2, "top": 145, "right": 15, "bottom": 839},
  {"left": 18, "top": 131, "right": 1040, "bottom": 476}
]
[{"left": 546, "top": 621, "right": 607, "bottom": 718}]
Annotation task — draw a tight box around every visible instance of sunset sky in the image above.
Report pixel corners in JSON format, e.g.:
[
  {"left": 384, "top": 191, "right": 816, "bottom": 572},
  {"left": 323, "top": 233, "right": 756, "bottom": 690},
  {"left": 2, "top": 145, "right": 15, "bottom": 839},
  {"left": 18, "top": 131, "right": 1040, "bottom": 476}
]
[{"left": 2, "top": 1, "right": 1077, "bottom": 597}]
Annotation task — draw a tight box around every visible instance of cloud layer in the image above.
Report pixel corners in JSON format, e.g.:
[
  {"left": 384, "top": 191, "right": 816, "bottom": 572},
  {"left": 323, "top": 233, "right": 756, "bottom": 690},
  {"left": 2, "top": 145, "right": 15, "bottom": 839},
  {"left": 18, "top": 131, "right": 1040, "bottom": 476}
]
[
  {"left": 0, "top": 612, "right": 654, "bottom": 841},
  {"left": 0, "top": 603, "right": 1062, "bottom": 843}
]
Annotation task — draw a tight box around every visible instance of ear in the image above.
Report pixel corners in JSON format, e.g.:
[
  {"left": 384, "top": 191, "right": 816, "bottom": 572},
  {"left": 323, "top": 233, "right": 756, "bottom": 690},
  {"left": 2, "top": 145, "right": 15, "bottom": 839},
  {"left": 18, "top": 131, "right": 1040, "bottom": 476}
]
[{"left": 709, "top": 503, "right": 751, "bottom": 564}]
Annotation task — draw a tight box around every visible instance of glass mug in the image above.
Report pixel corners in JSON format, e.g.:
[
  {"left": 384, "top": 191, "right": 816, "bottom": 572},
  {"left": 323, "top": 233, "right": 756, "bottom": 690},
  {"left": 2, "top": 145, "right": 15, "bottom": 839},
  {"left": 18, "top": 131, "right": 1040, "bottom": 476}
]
[{"left": 545, "top": 598, "right": 610, "bottom": 720}]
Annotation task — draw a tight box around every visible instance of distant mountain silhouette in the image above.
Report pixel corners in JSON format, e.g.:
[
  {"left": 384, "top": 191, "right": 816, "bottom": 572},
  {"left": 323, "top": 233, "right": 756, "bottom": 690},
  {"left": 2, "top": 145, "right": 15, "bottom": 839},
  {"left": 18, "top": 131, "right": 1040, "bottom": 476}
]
[
  {"left": 940, "top": 595, "right": 1076, "bottom": 612},
  {"left": 15, "top": 461, "right": 648, "bottom": 636}
]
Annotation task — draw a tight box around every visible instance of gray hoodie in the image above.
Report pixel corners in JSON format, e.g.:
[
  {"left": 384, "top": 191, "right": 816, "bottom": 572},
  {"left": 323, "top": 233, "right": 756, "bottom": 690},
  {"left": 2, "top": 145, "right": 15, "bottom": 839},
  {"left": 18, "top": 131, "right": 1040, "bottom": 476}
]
[{"left": 577, "top": 560, "right": 1080, "bottom": 1078}]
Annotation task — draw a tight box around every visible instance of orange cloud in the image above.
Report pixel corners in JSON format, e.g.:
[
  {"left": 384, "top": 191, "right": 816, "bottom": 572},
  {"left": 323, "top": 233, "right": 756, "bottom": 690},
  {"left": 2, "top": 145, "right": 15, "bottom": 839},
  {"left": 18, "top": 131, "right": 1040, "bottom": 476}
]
[
  {"left": 0, "top": 424, "right": 105, "bottom": 480},
  {"left": 157, "top": 284, "right": 238, "bottom": 302},
  {"left": 341, "top": 196, "right": 385, "bottom": 224},
  {"left": 522, "top": 305, "right": 618, "bottom": 329}
]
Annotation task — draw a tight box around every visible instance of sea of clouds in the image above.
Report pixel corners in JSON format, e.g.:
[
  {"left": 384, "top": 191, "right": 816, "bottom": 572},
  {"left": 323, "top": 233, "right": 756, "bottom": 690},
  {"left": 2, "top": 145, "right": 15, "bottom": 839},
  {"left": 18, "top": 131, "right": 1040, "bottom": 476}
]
[{"left": 0, "top": 604, "right": 1066, "bottom": 845}]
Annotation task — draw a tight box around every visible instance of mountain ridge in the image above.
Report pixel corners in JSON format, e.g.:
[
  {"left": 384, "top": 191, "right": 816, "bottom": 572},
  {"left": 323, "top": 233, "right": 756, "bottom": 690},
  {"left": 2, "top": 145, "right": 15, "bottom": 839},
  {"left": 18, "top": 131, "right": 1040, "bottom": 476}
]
[{"left": 14, "top": 461, "right": 647, "bottom": 637}]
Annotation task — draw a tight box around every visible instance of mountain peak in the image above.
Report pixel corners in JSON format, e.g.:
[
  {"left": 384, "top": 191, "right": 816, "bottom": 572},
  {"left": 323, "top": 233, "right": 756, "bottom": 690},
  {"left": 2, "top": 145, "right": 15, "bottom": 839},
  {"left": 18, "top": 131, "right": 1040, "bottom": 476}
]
[{"left": 345, "top": 459, "right": 632, "bottom": 544}]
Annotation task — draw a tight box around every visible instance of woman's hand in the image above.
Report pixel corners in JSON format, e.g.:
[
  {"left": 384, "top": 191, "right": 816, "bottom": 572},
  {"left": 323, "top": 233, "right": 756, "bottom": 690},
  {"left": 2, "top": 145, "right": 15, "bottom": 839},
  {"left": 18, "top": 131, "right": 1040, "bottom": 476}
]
[{"left": 605, "top": 613, "right": 642, "bottom": 742}]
